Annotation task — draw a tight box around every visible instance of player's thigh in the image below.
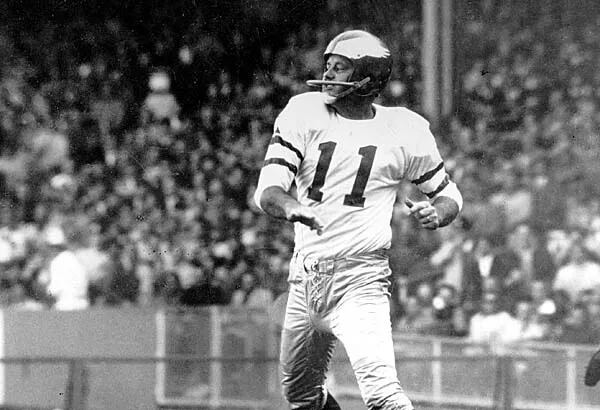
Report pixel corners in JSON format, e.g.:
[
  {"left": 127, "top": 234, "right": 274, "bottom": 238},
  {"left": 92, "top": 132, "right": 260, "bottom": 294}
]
[
  {"left": 280, "top": 281, "right": 335, "bottom": 363},
  {"left": 333, "top": 281, "right": 410, "bottom": 409},
  {"left": 333, "top": 279, "right": 396, "bottom": 368}
]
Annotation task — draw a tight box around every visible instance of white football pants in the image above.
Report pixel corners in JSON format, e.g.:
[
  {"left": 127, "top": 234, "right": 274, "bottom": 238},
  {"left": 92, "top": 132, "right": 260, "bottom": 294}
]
[{"left": 279, "top": 250, "right": 414, "bottom": 410}]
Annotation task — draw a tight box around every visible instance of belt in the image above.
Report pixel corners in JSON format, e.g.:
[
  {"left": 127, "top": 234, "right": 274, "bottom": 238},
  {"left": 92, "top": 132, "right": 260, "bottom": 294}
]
[{"left": 302, "top": 249, "right": 388, "bottom": 275}]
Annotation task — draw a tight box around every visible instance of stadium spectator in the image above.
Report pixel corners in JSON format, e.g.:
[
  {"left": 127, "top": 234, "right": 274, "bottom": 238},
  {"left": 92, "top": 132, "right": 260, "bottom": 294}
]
[
  {"left": 488, "top": 165, "right": 533, "bottom": 230},
  {"left": 507, "top": 223, "right": 556, "bottom": 284},
  {"left": 553, "top": 303, "right": 598, "bottom": 345},
  {"left": 415, "top": 281, "right": 434, "bottom": 308},
  {"left": 429, "top": 220, "right": 473, "bottom": 293},
  {"left": 140, "top": 69, "right": 182, "bottom": 131},
  {"left": 432, "top": 283, "right": 457, "bottom": 320},
  {"left": 8, "top": 280, "right": 46, "bottom": 310},
  {"left": 510, "top": 297, "right": 551, "bottom": 342},
  {"left": 447, "top": 306, "right": 470, "bottom": 338},
  {"left": 180, "top": 271, "right": 229, "bottom": 306},
  {"left": 72, "top": 224, "right": 112, "bottom": 305},
  {"left": 395, "top": 295, "right": 436, "bottom": 335},
  {"left": 90, "top": 81, "right": 127, "bottom": 138},
  {"left": 549, "top": 289, "right": 573, "bottom": 327},
  {"left": 428, "top": 283, "right": 469, "bottom": 337},
  {"left": 545, "top": 229, "right": 575, "bottom": 268},
  {"left": 584, "top": 289, "right": 600, "bottom": 341},
  {"left": 467, "top": 291, "right": 520, "bottom": 352},
  {"left": 152, "top": 270, "right": 184, "bottom": 307},
  {"left": 530, "top": 279, "right": 558, "bottom": 318},
  {"left": 458, "top": 235, "right": 488, "bottom": 314},
  {"left": 552, "top": 239, "right": 600, "bottom": 303},
  {"left": 396, "top": 282, "right": 469, "bottom": 337},
  {"left": 501, "top": 267, "right": 531, "bottom": 315},
  {"left": 39, "top": 225, "right": 90, "bottom": 310},
  {"left": 461, "top": 234, "right": 523, "bottom": 312},
  {"left": 103, "top": 245, "right": 140, "bottom": 306},
  {"left": 230, "top": 272, "right": 273, "bottom": 309}
]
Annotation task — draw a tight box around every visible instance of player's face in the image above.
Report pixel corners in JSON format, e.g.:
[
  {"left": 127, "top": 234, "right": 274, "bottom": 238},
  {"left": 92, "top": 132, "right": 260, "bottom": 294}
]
[{"left": 322, "top": 54, "right": 354, "bottom": 99}]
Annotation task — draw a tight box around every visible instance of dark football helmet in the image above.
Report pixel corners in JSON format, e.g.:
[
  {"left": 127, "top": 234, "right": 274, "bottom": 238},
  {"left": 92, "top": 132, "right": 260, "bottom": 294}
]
[{"left": 307, "top": 30, "right": 393, "bottom": 101}]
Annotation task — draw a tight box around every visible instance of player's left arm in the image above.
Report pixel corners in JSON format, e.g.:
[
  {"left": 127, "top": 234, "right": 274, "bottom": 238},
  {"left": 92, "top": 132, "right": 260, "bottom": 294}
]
[
  {"left": 406, "top": 193, "right": 461, "bottom": 230},
  {"left": 433, "top": 194, "right": 461, "bottom": 227},
  {"left": 404, "top": 115, "right": 463, "bottom": 230}
]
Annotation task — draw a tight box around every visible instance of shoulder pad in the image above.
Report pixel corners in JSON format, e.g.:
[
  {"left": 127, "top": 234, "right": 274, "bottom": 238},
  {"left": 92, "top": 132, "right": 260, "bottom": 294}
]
[
  {"left": 375, "top": 105, "right": 431, "bottom": 129},
  {"left": 279, "top": 92, "right": 332, "bottom": 130},
  {"left": 286, "top": 92, "right": 331, "bottom": 115}
]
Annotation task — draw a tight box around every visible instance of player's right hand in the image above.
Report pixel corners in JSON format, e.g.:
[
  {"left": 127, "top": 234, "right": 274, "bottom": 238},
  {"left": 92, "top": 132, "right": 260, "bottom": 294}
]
[{"left": 286, "top": 205, "right": 325, "bottom": 235}]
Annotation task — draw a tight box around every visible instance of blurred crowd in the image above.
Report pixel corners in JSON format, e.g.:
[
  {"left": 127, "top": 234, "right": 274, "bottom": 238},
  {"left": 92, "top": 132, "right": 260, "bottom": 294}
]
[
  {"left": 392, "top": 0, "right": 600, "bottom": 347},
  {"left": 1, "top": 0, "right": 600, "bottom": 347}
]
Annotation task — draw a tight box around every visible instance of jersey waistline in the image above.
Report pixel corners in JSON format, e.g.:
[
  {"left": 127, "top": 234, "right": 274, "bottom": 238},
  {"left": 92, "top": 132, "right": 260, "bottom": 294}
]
[{"left": 298, "top": 248, "right": 389, "bottom": 275}]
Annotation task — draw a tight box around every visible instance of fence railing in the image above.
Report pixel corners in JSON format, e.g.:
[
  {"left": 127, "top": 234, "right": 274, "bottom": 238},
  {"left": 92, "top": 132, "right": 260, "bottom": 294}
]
[
  {"left": 4, "top": 348, "right": 599, "bottom": 410},
  {"left": 2, "top": 308, "right": 600, "bottom": 410},
  {"left": 156, "top": 310, "right": 600, "bottom": 410},
  {"left": 374, "top": 334, "right": 600, "bottom": 410}
]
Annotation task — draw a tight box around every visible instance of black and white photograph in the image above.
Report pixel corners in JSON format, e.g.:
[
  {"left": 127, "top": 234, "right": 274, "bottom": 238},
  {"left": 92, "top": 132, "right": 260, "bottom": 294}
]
[{"left": 1, "top": 0, "right": 600, "bottom": 409}]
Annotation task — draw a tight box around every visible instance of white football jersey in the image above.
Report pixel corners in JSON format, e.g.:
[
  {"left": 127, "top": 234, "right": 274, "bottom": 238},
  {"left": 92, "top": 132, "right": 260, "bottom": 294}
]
[{"left": 255, "top": 92, "right": 457, "bottom": 260}]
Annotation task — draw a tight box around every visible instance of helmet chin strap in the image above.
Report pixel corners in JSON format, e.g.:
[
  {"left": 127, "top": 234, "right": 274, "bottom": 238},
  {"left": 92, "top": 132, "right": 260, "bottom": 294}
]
[{"left": 306, "top": 77, "right": 371, "bottom": 102}]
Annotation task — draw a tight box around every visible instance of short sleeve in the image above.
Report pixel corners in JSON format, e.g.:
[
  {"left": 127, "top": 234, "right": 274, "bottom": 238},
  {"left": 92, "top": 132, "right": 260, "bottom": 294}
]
[{"left": 404, "top": 121, "right": 449, "bottom": 199}]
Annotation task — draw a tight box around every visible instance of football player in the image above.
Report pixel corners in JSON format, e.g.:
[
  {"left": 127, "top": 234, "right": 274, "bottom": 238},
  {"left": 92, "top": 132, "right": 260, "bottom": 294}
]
[{"left": 254, "top": 30, "right": 463, "bottom": 410}]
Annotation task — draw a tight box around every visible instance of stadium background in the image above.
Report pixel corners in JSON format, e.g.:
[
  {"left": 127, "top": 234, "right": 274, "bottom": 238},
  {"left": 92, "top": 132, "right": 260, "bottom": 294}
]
[{"left": 2, "top": 0, "right": 600, "bottom": 409}]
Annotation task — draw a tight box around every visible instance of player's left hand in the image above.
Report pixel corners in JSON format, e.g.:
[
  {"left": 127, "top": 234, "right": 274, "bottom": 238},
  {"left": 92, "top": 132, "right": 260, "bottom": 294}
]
[{"left": 405, "top": 198, "right": 439, "bottom": 230}]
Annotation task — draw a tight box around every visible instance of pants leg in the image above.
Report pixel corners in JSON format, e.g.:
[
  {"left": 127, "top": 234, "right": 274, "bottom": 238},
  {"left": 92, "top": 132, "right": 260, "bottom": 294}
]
[
  {"left": 280, "top": 281, "right": 337, "bottom": 409},
  {"left": 332, "top": 279, "right": 413, "bottom": 410}
]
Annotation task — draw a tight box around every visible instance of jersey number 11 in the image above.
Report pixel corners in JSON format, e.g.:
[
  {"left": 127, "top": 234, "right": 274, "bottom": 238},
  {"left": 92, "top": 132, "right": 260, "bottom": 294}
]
[{"left": 307, "top": 142, "right": 377, "bottom": 207}]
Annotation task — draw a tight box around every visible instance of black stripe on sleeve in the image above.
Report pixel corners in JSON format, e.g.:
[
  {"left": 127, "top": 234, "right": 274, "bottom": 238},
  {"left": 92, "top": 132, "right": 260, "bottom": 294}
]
[
  {"left": 263, "top": 158, "right": 298, "bottom": 175},
  {"left": 270, "top": 134, "right": 304, "bottom": 162},
  {"left": 411, "top": 162, "right": 444, "bottom": 185},
  {"left": 425, "top": 175, "right": 449, "bottom": 198}
]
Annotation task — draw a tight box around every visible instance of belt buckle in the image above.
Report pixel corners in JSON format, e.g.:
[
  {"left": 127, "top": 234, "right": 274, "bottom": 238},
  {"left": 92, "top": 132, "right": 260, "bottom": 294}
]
[{"left": 306, "top": 257, "right": 334, "bottom": 274}]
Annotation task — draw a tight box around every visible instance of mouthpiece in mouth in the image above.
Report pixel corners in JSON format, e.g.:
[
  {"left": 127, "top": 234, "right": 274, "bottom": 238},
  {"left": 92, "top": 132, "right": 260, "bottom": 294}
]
[
  {"left": 306, "top": 78, "right": 370, "bottom": 88},
  {"left": 306, "top": 77, "right": 371, "bottom": 104}
]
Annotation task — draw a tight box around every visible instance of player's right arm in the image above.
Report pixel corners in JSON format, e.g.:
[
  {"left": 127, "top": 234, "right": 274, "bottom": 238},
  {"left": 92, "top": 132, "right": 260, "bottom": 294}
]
[
  {"left": 258, "top": 186, "right": 324, "bottom": 235},
  {"left": 253, "top": 96, "right": 325, "bottom": 234}
]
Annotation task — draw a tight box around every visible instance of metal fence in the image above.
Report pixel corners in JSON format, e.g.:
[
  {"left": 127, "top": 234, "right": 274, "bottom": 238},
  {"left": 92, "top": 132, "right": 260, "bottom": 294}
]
[{"left": 2, "top": 308, "right": 600, "bottom": 410}]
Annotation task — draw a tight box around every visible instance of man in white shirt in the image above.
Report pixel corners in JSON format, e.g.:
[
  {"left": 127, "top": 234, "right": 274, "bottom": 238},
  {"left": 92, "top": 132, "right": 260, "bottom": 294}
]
[
  {"left": 42, "top": 226, "right": 89, "bottom": 310},
  {"left": 468, "top": 292, "right": 520, "bottom": 352},
  {"left": 553, "top": 240, "right": 600, "bottom": 303},
  {"left": 254, "top": 30, "right": 462, "bottom": 410}
]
